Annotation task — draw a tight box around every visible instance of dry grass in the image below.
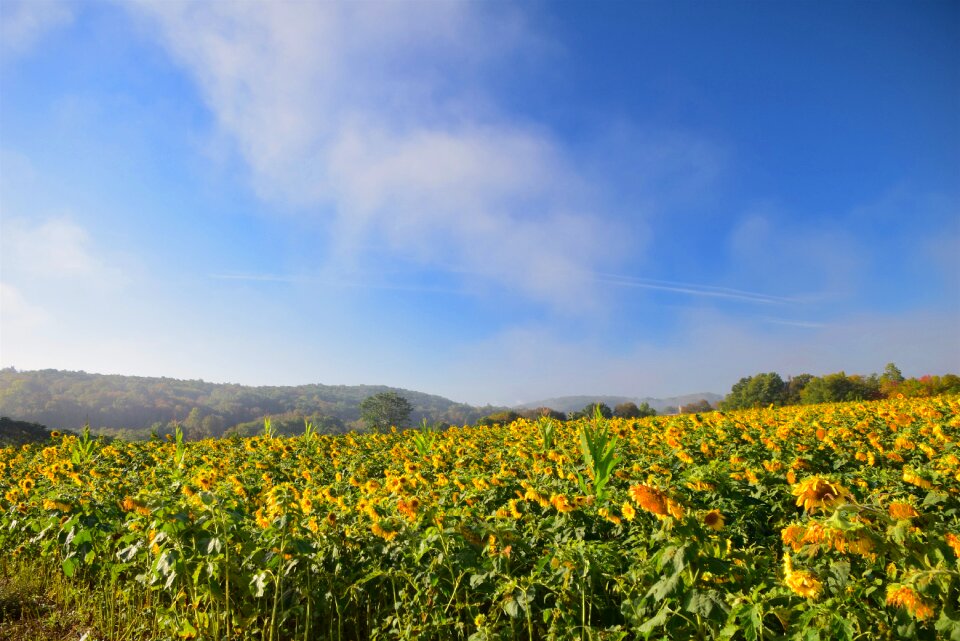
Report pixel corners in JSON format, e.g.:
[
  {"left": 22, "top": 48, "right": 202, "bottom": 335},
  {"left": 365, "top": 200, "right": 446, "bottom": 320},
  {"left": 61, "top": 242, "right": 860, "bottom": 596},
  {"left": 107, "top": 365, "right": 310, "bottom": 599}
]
[{"left": 0, "top": 560, "right": 98, "bottom": 641}]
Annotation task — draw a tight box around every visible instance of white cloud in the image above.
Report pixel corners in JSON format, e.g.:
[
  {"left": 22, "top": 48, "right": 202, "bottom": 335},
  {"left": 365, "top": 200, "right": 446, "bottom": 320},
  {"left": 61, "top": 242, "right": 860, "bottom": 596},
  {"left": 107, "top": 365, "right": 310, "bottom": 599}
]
[
  {"left": 1, "top": 216, "right": 125, "bottom": 287},
  {"left": 0, "top": 281, "right": 51, "bottom": 330},
  {"left": 126, "top": 1, "right": 676, "bottom": 305},
  {"left": 1, "top": 0, "right": 73, "bottom": 58}
]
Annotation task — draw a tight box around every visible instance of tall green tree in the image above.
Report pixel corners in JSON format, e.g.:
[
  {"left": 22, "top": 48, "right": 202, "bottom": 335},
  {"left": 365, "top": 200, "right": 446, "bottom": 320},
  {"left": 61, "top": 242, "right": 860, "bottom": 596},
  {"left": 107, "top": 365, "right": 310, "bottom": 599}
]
[
  {"left": 570, "top": 402, "right": 613, "bottom": 420},
  {"left": 785, "top": 374, "right": 815, "bottom": 405},
  {"left": 359, "top": 391, "right": 413, "bottom": 432},
  {"left": 800, "top": 372, "right": 880, "bottom": 404},
  {"left": 720, "top": 372, "right": 787, "bottom": 410},
  {"left": 613, "top": 401, "right": 656, "bottom": 419}
]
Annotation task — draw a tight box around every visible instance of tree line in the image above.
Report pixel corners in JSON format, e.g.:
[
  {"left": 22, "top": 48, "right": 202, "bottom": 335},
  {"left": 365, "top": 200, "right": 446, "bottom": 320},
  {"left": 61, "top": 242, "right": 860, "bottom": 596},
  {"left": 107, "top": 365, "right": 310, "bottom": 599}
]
[
  {"left": 718, "top": 363, "right": 960, "bottom": 410},
  {"left": 3, "top": 365, "right": 956, "bottom": 440}
]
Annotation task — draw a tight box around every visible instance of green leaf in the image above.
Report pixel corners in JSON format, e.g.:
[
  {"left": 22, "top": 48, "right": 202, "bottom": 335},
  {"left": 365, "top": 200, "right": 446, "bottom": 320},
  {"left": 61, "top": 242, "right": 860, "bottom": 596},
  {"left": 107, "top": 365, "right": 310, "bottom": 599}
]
[
  {"left": 646, "top": 572, "right": 681, "bottom": 602},
  {"left": 250, "top": 571, "right": 270, "bottom": 598},
  {"left": 117, "top": 543, "right": 141, "bottom": 563},
  {"left": 61, "top": 556, "right": 78, "bottom": 577},
  {"left": 637, "top": 603, "right": 670, "bottom": 636},
  {"left": 936, "top": 606, "right": 960, "bottom": 641},
  {"left": 204, "top": 537, "right": 223, "bottom": 555}
]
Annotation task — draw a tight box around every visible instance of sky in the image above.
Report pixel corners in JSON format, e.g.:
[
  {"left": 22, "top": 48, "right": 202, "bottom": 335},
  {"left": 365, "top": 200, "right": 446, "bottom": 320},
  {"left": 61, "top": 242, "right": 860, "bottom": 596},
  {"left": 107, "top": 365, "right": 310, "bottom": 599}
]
[{"left": 1, "top": 0, "right": 958, "bottom": 406}]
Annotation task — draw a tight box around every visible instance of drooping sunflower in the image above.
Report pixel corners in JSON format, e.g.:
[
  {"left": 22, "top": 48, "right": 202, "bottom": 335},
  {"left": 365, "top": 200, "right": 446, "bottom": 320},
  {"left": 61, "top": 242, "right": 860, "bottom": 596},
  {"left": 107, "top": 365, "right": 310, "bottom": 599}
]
[
  {"left": 628, "top": 484, "right": 669, "bottom": 517},
  {"left": 886, "top": 585, "right": 935, "bottom": 621},
  {"left": 782, "top": 555, "right": 821, "bottom": 599},
  {"left": 946, "top": 533, "right": 960, "bottom": 558},
  {"left": 791, "top": 477, "right": 851, "bottom": 513},
  {"left": 887, "top": 502, "right": 919, "bottom": 520}
]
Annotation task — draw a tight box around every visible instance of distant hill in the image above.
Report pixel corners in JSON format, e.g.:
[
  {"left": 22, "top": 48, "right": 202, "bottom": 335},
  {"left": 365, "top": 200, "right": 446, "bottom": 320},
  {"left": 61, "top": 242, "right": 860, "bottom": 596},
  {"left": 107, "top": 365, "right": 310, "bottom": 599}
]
[
  {"left": 0, "top": 416, "right": 58, "bottom": 447},
  {"left": 0, "top": 368, "right": 723, "bottom": 440},
  {"left": 0, "top": 368, "right": 502, "bottom": 438},
  {"left": 516, "top": 393, "right": 723, "bottom": 414}
]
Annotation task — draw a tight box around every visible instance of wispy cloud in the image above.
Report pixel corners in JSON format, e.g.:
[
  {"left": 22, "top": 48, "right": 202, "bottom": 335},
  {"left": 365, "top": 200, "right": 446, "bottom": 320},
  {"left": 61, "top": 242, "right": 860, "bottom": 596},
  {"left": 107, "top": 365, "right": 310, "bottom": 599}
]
[
  {"left": 128, "top": 1, "right": 715, "bottom": 307},
  {"left": 0, "top": 216, "right": 126, "bottom": 288},
  {"left": 592, "top": 272, "right": 797, "bottom": 305},
  {"left": 1, "top": 0, "right": 73, "bottom": 59},
  {"left": 0, "top": 282, "right": 52, "bottom": 329},
  {"left": 758, "top": 317, "right": 826, "bottom": 329},
  {"left": 208, "top": 272, "right": 464, "bottom": 296}
]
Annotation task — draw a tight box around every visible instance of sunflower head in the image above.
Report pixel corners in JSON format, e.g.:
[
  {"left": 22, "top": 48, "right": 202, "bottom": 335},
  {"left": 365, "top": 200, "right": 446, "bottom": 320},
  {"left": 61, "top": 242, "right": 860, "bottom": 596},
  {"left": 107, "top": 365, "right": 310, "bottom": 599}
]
[
  {"left": 791, "top": 477, "right": 850, "bottom": 513},
  {"left": 628, "top": 484, "right": 670, "bottom": 516},
  {"left": 703, "top": 509, "right": 725, "bottom": 531}
]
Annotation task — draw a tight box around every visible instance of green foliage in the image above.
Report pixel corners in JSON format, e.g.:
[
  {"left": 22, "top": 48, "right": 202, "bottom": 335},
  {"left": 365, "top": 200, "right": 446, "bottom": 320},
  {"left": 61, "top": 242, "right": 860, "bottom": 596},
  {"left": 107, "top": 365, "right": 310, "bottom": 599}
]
[
  {"left": 0, "top": 368, "right": 496, "bottom": 438},
  {"left": 475, "top": 410, "right": 521, "bottom": 427},
  {"left": 0, "top": 416, "right": 61, "bottom": 447},
  {"left": 613, "top": 401, "right": 656, "bottom": 419},
  {"left": 570, "top": 402, "right": 613, "bottom": 420},
  {"left": 359, "top": 391, "right": 413, "bottom": 432},
  {"left": 677, "top": 399, "right": 714, "bottom": 414},
  {"left": 575, "top": 405, "right": 621, "bottom": 501},
  {"left": 70, "top": 424, "right": 98, "bottom": 467},
  {"left": 537, "top": 416, "right": 557, "bottom": 451},
  {"left": 720, "top": 372, "right": 787, "bottom": 410},
  {"left": 410, "top": 418, "right": 441, "bottom": 458},
  {"left": 799, "top": 371, "right": 881, "bottom": 404}
]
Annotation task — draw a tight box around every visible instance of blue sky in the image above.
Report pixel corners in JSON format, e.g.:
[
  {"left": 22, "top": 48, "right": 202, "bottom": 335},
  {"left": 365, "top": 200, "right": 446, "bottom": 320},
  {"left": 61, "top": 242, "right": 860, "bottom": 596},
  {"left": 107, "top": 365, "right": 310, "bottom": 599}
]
[{"left": 1, "top": 0, "right": 957, "bottom": 405}]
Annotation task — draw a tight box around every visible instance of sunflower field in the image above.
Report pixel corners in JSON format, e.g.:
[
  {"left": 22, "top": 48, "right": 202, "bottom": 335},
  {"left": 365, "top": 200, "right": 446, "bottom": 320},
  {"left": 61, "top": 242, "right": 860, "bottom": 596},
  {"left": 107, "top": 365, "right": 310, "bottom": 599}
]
[{"left": 1, "top": 396, "right": 959, "bottom": 640}]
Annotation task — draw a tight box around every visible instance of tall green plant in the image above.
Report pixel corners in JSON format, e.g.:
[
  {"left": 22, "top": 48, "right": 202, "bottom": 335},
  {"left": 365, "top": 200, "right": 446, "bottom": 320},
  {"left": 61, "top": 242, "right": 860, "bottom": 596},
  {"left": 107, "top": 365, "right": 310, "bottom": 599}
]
[
  {"left": 70, "top": 423, "right": 97, "bottom": 466},
  {"left": 262, "top": 417, "right": 276, "bottom": 438},
  {"left": 575, "top": 406, "right": 620, "bottom": 502},
  {"left": 537, "top": 417, "right": 557, "bottom": 452}
]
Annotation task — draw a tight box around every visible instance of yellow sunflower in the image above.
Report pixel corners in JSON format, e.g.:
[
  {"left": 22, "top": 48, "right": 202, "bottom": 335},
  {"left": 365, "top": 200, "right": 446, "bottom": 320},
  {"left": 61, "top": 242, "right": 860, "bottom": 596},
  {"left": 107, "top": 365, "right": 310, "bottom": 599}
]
[{"left": 791, "top": 477, "right": 850, "bottom": 513}]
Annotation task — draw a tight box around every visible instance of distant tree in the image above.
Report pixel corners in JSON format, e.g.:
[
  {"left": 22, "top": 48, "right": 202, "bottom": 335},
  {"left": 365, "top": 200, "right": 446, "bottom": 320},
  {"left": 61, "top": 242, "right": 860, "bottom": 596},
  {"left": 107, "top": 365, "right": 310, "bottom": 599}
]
[
  {"left": 799, "top": 372, "right": 880, "bottom": 404},
  {"left": 678, "top": 399, "right": 713, "bottom": 414},
  {"left": 570, "top": 402, "right": 613, "bottom": 420},
  {"left": 360, "top": 392, "right": 413, "bottom": 432},
  {"left": 881, "top": 363, "right": 905, "bottom": 385},
  {"left": 614, "top": 402, "right": 639, "bottom": 418},
  {"left": 720, "top": 373, "right": 787, "bottom": 410},
  {"left": 785, "top": 374, "right": 815, "bottom": 405},
  {"left": 878, "top": 362, "right": 906, "bottom": 396},
  {"left": 476, "top": 410, "right": 522, "bottom": 427},
  {"left": 614, "top": 401, "right": 656, "bottom": 419},
  {"left": 517, "top": 407, "right": 566, "bottom": 421}
]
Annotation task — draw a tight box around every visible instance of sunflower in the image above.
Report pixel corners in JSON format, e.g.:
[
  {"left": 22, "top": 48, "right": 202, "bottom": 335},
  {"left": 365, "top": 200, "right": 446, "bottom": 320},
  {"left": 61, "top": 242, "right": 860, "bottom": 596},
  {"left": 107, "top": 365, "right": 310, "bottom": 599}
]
[
  {"left": 371, "top": 521, "right": 397, "bottom": 541},
  {"left": 902, "top": 469, "right": 933, "bottom": 490},
  {"left": 791, "top": 477, "right": 850, "bottom": 513},
  {"left": 781, "top": 524, "right": 805, "bottom": 551},
  {"left": 888, "top": 502, "right": 919, "bottom": 520},
  {"left": 550, "top": 494, "right": 574, "bottom": 513},
  {"left": 703, "top": 509, "right": 725, "bottom": 531},
  {"left": 628, "top": 484, "right": 669, "bottom": 517},
  {"left": 782, "top": 555, "right": 821, "bottom": 599},
  {"left": 945, "top": 533, "right": 960, "bottom": 558},
  {"left": 886, "top": 585, "right": 934, "bottom": 620}
]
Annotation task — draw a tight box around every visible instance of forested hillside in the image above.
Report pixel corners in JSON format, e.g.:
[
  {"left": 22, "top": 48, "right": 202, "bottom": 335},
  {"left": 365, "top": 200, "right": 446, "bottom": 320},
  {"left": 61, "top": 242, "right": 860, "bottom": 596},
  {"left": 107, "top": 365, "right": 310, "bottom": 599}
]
[
  {"left": 0, "top": 369, "right": 500, "bottom": 439},
  {"left": 0, "top": 417, "right": 64, "bottom": 447}
]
